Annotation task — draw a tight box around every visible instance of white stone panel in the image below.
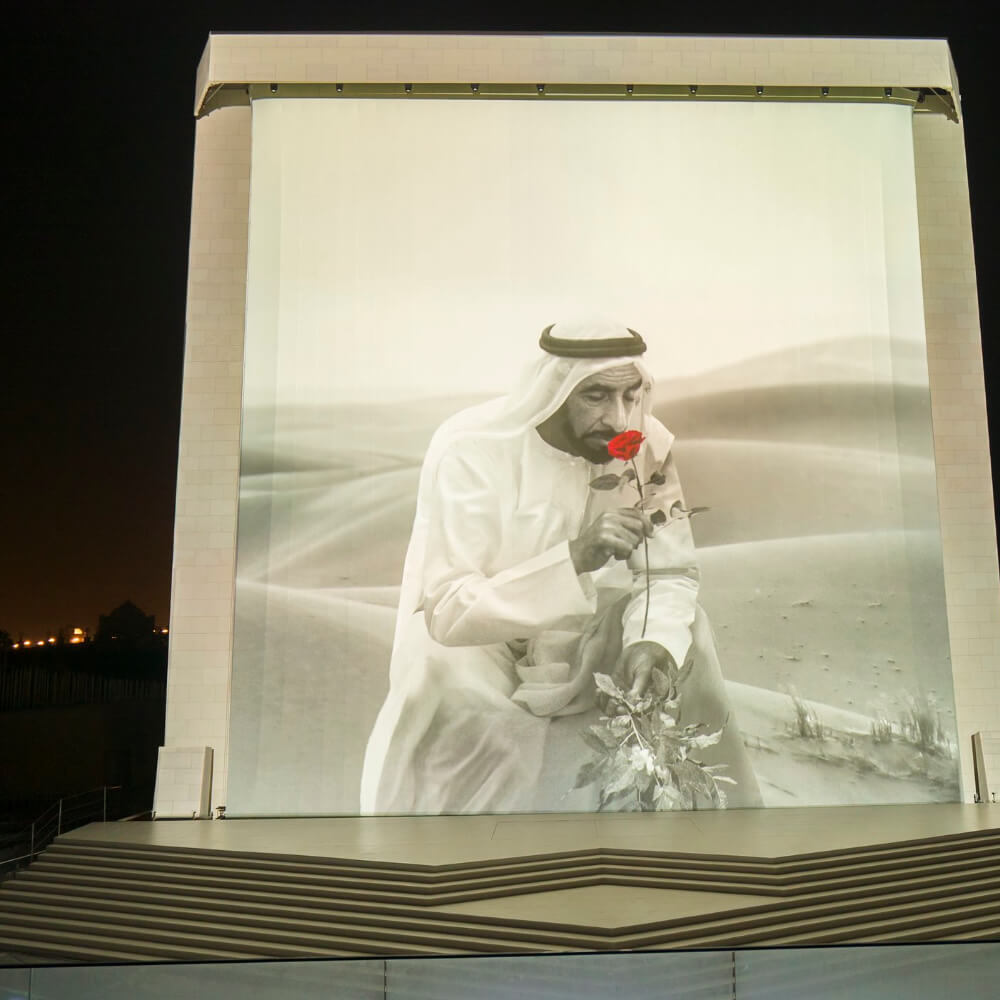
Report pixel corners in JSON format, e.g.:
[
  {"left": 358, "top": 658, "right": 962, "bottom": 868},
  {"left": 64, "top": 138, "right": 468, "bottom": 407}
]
[
  {"left": 153, "top": 746, "right": 214, "bottom": 818},
  {"left": 913, "top": 113, "right": 998, "bottom": 797}
]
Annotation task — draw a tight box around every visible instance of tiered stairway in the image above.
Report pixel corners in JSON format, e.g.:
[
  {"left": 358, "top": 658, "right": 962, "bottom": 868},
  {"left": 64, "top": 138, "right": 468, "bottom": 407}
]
[{"left": 1, "top": 828, "right": 999, "bottom": 962}]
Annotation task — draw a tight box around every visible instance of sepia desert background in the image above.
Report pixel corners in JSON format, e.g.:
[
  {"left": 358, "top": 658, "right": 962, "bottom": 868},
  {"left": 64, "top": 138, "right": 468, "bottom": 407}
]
[{"left": 228, "top": 334, "right": 960, "bottom": 815}]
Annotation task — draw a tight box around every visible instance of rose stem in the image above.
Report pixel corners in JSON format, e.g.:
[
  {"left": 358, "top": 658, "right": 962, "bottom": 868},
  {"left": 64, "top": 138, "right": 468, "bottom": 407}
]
[{"left": 631, "top": 457, "right": 651, "bottom": 639}]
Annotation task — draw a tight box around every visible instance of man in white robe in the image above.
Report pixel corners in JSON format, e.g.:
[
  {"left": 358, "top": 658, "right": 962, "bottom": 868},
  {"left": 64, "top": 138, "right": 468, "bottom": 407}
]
[{"left": 361, "top": 319, "right": 761, "bottom": 814}]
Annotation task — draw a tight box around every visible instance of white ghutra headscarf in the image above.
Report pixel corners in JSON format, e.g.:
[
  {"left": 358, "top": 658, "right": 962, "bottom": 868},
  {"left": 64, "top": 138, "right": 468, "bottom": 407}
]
[{"left": 394, "top": 318, "right": 656, "bottom": 648}]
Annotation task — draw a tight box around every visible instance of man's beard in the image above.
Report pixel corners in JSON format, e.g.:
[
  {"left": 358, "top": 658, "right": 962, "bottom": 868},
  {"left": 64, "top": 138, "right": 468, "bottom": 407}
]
[{"left": 578, "top": 434, "right": 614, "bottom": 464}]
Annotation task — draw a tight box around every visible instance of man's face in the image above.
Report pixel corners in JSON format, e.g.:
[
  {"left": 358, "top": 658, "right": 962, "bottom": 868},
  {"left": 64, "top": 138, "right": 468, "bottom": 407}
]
[{"left": 538, "top": 364, "right": 644, "bottom": 463}]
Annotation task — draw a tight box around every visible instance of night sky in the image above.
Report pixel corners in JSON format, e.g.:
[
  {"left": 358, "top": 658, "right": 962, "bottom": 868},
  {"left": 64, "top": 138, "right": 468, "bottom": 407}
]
[{"left": 2, "top": 2, "right": 995, "bottom": 639}]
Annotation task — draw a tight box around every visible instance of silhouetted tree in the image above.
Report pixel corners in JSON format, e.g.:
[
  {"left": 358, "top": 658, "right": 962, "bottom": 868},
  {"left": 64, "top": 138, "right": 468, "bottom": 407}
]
[{"left": 96, "top": 601, "right": 156, "bottom": 648}]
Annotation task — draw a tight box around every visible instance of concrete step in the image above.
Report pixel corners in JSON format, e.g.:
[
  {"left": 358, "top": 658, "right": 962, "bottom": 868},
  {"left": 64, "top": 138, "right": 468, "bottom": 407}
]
[
  {"left": 43, "top": 844, "right": 789, "bottom": 887},
  {"left": 53, "top": 839, "right": 786, "bottom": 877},
  {"left": 7, "top": 824, "right": 999, "bottom": 960},
  {"left": 0, "top": 925, "right": 280, "bottom": 963},
  {"left": 21, "top": 861, "right": 771, "bottom": 902},
  {"left": 835, "top": 910, "right": 1000, "bottom": 944},
  {"left": 0, "top": 932, "right": 165, "bottom": 964},
  {"left": 6, "top": 869, "right": 1000, "bottom": 952},
  {"left": 9, "top": 865, "right": 1000, "bottom": 929},
  {"left": 931, "top": 926, "right": 1000, "bottom": 943},
  {"left": 0, "top": 898, "right": 552, "bottom": 956},
  {"left": 648, "top": 885, "right": 1000, "bottom": 949},
  {"left": 712, "top": 897, "right": 1000, "bottom": 948},
  {"left": 49, "top": 831, "right": 1000, "bottom": 884},
  {"left": 0, "top": 887, "right": 591, "bottom": 950},
  {"left": 25, "top": 851, "right": 1000, "bottom": 905},
  {"left": 56, "top": 825, "right": 1000, "bottom": 868}
]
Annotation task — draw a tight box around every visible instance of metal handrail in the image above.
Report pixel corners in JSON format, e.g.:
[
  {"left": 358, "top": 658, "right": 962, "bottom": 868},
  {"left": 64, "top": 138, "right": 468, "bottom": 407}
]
[{"left": 1, "top": 785, "right": 123, "bottom": 878}]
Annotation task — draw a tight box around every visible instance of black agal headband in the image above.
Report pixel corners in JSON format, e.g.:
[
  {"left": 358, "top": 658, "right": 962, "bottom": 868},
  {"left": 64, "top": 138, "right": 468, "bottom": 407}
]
[{"left": 539, "top": 324, "right": 647, "bottom": 358}]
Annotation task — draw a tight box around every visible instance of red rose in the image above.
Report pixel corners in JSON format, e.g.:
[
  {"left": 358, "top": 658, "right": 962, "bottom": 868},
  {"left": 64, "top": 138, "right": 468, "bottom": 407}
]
[{"left": 607, "top": 430, "right": 645, "bottom": 461}]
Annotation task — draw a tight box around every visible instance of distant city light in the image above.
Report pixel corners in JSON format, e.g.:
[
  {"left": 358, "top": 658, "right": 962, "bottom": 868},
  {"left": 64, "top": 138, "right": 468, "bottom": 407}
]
[{"left": 9, "top": 631, "right": 93, "bottom": 649}]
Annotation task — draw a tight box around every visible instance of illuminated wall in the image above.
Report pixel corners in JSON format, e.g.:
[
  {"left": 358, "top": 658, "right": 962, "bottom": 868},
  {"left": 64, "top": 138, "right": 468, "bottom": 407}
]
[{"left": 159, "top": 35, "right": 992, "bottom": 818}]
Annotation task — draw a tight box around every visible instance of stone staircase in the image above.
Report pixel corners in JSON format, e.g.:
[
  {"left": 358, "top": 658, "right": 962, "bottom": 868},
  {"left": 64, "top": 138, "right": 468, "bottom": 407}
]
[{"left": 1, "top": 828, "right": 999, "bottom": 962}]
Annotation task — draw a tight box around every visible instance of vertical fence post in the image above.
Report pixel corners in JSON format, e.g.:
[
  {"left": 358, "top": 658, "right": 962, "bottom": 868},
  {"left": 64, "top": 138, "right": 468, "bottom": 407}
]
[
  {"left": 30, "top": 822, "right": 35, "bottom": 859},
  {"left": 57, "top": 798, "right": 62, "bottom": 836},
  {"left": 103, "top": 785, "right": 108, "bottom": 822}
]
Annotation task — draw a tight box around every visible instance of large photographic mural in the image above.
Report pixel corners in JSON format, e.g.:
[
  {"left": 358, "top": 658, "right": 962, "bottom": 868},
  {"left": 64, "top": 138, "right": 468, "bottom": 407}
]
[{"left": 227, "top": 97, "right": 960, "bottom": 815}]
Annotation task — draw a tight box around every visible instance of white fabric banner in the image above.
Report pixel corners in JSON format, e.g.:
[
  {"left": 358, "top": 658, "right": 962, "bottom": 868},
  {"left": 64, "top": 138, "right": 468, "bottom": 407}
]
[{"left": 229, "top": 97, "right": 958, "bottom": 816}]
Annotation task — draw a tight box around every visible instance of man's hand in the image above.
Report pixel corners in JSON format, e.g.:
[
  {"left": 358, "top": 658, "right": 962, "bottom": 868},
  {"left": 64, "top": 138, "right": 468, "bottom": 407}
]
[
  {"left": 618, "top": 641, "right": 675, "bottom": 700},
  {"left": 569, "top": 508, "right": 653, "bottom": 574}
]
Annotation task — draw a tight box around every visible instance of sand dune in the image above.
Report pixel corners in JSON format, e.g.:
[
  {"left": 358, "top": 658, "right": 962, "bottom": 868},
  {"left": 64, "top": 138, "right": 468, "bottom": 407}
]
[
  {"left": 654, "top": 335, "right": 932, "bottom": 396},
  {"left": 726, "top": 681, "right": 959, "bottom": 807},
  {"left": 230, "top": 582, "right": 397, "bottom": 816},
  {"left": 227, "top": 576, "right": 958, "bottom": 815},
  {"left": 655, "top": 381, "right": 934, "bottom": 457},
  {"left": 235, "top": 434, "right": 941, "bottom": 589},
  {"left": 236, "top": 467, "right": 420, "bottom": 585},
  {"left": 228, "top": 340, "right": 957, "bottom": 815},
  {"left": 698, "top": 530, "right": 953, "bottom": 713},
  {"left": 674, "top": 438, "right": 939, "bottom": 548},
  {"left": 240, "top": 396, "right": 485, "bottom": 474}
]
